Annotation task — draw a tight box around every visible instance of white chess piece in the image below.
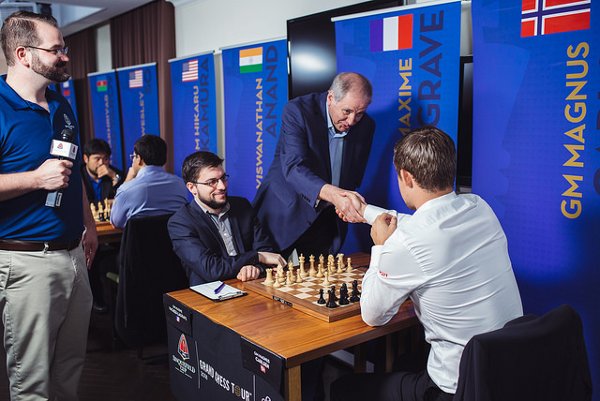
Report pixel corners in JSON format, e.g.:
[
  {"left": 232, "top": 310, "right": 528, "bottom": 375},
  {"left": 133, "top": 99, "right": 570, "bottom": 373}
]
[{"left": 263, "top": 268, "right": 274, "bottom": 286}]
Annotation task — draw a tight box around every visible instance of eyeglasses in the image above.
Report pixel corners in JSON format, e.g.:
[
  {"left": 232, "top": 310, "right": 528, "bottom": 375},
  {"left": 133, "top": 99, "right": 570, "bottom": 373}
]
[
  {"left": 129, "top": 153, "right": 137, "bottom": 161},
  {"left": 24, "top": 45, "right": 69, "bottom": 56},
  {"left": 194, "top": 174, "right": 229, "bottom": 188}
]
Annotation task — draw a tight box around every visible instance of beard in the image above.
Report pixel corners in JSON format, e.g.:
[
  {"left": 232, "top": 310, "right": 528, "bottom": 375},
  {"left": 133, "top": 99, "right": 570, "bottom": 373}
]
[
  {"left": 199, "top": 191, "right": 227, "bottom": 211},
  {"left": 31, "top": 53, "right": 70, "bottom": 82}
]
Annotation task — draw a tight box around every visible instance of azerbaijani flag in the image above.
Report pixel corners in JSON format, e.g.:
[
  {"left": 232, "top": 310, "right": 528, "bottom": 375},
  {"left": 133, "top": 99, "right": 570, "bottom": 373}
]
[
  {"left": 96, "top": 79, "right": 108, "bottom": 92},
  {"left": 239, "top": 47, "right": 263, "bottom": 73},
  {"left": 370, "top": 14, "right": 413, "bottom": 52}
]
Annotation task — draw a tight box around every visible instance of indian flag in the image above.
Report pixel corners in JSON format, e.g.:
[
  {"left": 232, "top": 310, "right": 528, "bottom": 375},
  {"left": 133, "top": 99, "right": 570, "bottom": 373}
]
[{"left": 239, "top": 47, "right": 263, "bottom": 73}]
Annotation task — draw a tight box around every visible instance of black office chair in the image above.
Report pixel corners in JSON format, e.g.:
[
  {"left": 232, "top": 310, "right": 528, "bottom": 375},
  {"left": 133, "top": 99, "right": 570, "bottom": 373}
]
[
  {"left": 113, "top": 214, "right": 189, "bottom": 358},
  {"left": 453, "top": 304, "right": 593, "bottom": 401}
]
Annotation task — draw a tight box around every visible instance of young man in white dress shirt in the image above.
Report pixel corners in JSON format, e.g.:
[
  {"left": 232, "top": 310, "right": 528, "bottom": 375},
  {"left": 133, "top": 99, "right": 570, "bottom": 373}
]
[{"left": 331, "top": 126, "right": 523, "bottom": 401}]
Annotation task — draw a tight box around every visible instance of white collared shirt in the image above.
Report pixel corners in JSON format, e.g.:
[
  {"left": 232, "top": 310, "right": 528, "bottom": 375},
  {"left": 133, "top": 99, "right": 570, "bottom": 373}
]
[{"left": 361, "top": 192, "right": 523, "bottom": 393}]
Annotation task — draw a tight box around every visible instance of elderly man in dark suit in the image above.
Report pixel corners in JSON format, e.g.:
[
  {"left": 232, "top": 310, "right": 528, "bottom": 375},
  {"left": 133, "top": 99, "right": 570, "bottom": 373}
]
[
  {"left": 168, "top": 151, "right": 286, "bottom": 286},
  {"left": 253, "top": 72, "right": 375, "bottom": 258}
]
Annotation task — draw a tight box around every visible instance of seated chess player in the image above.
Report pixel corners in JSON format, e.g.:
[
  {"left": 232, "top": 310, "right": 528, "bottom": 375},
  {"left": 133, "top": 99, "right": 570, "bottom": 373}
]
[
  {"left": 168, "top": 151, "right": 286, "bottom": 286},
  {"left": 331, "top": 126, "right": 523, "bottom": 401},
  {"left": 81, "top": 138, "right": 124, "bottom": 203},
  {"left": 110, "top": 134, "right": 188, "bottom": 229}
]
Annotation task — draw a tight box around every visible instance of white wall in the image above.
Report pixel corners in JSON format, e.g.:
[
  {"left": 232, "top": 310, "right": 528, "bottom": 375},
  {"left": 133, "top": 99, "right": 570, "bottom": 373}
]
[
  {"left": 171, "top": 0, "right": 370, "bottom": 57},
  {"left": 95, "top": 23, "right": 112, "bottom": 72}
]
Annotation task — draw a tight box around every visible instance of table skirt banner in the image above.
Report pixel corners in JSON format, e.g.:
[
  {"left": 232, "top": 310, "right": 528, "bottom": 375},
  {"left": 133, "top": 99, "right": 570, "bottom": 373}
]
[
  {"left": 471, "top": 0, "right": 600, "bottom": 394},
  {"left": 169, "top": 52, "right": 218, "bottom": 176},
  {"left": 164, "top": 295, "right": 284, "bottom": 401},
  {"left": 240, "top": 337, "right": 284, "bottom": 393},
  {"left": 192, "top": 313, "right": 284, "bottom": 401},
  {"left": 87, "top": 70, "right": 125, "bottom": 171},
  {"left": 334, "top": 0, "right": 462, "bottom": 251},
  {"left": 116, "top": 63, "right": 161, "bottom": 160},
  {"left": 222, "top": 38, "right": 289, "bottom": 200}
]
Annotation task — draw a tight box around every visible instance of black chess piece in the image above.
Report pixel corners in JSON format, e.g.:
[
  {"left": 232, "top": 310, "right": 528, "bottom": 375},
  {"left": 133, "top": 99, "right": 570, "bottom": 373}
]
[
  {"left": 339, "top": 283, "right": 349, "bottom": 305},
  {"left": 317, "top": 288, "right": 326, "bottom": 304},
  {"left": 325, "top": 288, "right": 338, "bottom": 308},
  {"left": 352, "top": 280, "right": 361, "bottom": 295},
  {"left": 350, "top": 280, "right": 360, "bottom": 303},
  {"left": 330, "top": 285, "right": 338, "bottom": 302}
]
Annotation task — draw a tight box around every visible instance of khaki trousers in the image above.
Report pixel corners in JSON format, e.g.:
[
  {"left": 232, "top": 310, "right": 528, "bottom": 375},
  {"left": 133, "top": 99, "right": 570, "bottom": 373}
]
[{"left": 0, "top": 244, "right": 92, "bottom": 401}]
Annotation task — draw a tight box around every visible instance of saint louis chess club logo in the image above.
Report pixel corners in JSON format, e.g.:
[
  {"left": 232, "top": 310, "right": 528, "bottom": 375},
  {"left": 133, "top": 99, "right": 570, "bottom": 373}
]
[
  {"left": 521, "top": 0, "right": 591, "bottom": 37},
  {"left": 177, "top": 334, "right": 190, "bottom": 361}
]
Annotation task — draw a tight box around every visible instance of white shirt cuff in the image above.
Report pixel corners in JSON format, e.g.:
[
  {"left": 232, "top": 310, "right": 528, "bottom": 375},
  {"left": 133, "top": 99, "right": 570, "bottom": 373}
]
[{"left": 364, "top": 204, "right": 397, "bottom": 225}]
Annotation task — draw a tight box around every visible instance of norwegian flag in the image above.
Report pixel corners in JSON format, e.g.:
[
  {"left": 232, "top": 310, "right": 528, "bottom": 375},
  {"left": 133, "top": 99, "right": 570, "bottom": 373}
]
[{"left": 521, "top": 0, "right": 591, "bottom": 37}]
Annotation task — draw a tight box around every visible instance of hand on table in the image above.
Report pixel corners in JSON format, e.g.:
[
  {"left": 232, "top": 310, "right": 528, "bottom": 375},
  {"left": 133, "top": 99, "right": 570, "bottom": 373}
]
[{"left": 237, "top": 265, "right": 261, "bottom": 281}]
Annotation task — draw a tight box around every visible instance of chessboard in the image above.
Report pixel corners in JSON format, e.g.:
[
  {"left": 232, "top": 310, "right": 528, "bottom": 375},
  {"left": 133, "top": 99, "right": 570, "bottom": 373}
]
[{"left": 244, "top": 253, "right": 370, "bottom": 322}]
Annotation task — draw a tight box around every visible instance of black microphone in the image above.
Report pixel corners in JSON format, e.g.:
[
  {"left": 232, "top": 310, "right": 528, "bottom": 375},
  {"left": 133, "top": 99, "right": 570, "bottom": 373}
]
[{"left": 45, "top": 128, "right": 78, "bottom": 208}]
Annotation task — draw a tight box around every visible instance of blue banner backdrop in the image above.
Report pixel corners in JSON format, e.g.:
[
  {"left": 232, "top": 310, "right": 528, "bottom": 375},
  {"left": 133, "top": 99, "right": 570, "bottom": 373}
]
[
  {"left": 169, "top": 52, "right": 218, "bottom": 176},
  {"left": 116, "top": 63, "right": 160, "bottom": 159},
  {"left": 472, "top": 1, "right": 599, "bottom": 396},
  {"left": 334, "top": 0, "right": 461, "bottom": 252},
  {"left": 87, "top": 71, "right": 125, "bottom": 171},
  {"left": 59, "top": 78, "right": 77, "bottom": 119},
  {"left": 222, "top": 39, "right": 288, "bottom": 200}
]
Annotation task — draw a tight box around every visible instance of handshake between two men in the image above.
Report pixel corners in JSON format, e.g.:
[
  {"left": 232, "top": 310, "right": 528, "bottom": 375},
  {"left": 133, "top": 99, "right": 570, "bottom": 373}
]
[{"left": 326, "top": 183, "right": 398, "bottom": 249}]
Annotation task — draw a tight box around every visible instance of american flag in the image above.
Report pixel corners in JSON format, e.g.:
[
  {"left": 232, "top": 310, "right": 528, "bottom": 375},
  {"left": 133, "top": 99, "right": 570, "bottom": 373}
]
[
  {"left": 182, "top": 59, "right": 198, "bottom": 82},
  {"left": 521, "top": 0, "right": 591, "bottom": 37},
  {"left": 128, "top": 70, "right": 143, "bottom": 88}
]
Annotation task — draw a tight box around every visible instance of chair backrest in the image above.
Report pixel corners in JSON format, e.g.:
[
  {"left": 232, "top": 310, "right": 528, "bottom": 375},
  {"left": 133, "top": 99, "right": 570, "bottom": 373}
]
[
  {"left": 453, "top": 304, "right": 592, "bottom": 401},
  {"left": 115, "top": 214, "right": 189, "bottom": 348}
]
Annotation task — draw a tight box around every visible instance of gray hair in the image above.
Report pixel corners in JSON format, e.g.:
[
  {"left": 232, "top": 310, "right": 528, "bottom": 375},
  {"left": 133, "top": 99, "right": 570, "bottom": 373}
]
[{"left": 329, "top": 72, "right": 372, "bottom": 102}]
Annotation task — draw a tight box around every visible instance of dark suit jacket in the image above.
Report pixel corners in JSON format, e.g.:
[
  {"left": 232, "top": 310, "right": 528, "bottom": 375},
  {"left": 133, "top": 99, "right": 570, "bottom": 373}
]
[
  {"left": 168, "top": 196, "right": 276, "bottom": 286},
  {"left": 81, "top": 164, "right": 123, "bottom": 202},
  {"left": 252, "top": 92, "right": 375, "bottom": 252},
  {"left": 454, "top": 304, "right": 592, "bottom": 401}
]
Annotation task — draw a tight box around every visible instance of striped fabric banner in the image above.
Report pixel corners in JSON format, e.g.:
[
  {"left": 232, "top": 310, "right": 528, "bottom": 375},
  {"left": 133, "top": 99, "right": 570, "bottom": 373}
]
[
  {"left": 370, "top": 14, "right": 413, "bottom": 51},
  {"left": 239, "top": 47, "right": 263, "bottom": 73}
]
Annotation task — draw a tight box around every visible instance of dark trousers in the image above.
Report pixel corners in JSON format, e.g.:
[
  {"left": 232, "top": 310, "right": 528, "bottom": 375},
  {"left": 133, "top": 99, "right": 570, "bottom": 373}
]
[
  {"left": 89, "top": 244, "right": 119, "bottom": 306},
  {"left": 331, "top": 370, "right": 453, "bottom": 401},
  {"left": 282, "top": 207, "right": 341, "bottom": 259}
]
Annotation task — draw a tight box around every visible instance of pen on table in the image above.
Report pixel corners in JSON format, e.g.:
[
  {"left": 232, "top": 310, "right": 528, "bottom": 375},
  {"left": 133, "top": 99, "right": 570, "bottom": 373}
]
[{"left": 214, "top": 282, "right": 226, "bottom": 294}]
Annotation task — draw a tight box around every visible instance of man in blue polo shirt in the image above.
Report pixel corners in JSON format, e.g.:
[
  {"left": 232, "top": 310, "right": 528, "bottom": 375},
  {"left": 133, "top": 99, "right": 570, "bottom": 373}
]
[{"left": 0, "top": 11, "right": 96, "bottom": 401}]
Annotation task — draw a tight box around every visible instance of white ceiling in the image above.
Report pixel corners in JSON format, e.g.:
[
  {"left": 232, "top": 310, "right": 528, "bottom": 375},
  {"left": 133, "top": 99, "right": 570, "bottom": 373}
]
[{"left": 42, "top": 0, "right": 155, "bottom": 36}]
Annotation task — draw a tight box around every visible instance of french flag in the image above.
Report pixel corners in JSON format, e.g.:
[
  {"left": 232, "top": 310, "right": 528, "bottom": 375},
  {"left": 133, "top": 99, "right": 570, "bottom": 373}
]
[
  {"left": 370, "top": 14, "right": 413, "bottom": 52},
  {"left": 521, "top": 0, "right": 591, "bottom": 37}
]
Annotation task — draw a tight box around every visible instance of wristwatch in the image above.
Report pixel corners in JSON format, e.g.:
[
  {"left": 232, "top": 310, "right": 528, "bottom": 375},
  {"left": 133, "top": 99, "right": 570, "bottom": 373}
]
[{"left": 112, "top": 174, "right": 121, "bottom": 185}]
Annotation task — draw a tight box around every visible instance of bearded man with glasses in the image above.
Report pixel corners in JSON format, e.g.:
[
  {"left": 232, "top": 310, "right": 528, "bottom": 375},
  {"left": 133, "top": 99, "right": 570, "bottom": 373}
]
[
  {"left": 168, "top": 151, "right": 285, "bottom": 286},
  {"left": 0, "top": 11, "right": 96, "bottom": 401}
]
